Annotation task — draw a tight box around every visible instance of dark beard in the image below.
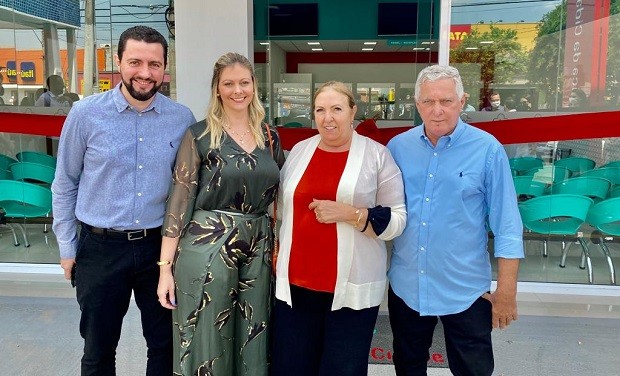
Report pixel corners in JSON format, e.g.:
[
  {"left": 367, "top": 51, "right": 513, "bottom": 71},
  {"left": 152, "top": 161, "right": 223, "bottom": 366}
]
[{"left": 121, "top": 78, "right": 161, "bottom": 101}]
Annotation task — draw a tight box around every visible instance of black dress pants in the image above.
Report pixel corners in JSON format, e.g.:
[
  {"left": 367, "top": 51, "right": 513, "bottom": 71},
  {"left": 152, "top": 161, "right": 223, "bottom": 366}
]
[
  {"left": 388, "top": 287, "right": 494, "bottom": 376},
  {"left": 74, "top": 226, "right": 172, "bottom": 376}
]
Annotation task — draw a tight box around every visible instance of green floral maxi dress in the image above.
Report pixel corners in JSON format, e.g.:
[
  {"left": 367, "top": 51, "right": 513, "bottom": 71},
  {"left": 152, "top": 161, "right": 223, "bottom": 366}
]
[{"left": 163, "top": 121, "right": 285, "bottom": 376}]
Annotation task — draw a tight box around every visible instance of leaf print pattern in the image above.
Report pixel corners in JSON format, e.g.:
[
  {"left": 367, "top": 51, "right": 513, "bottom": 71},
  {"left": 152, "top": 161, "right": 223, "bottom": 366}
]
[{"left": 165, "top": 122, "right": 283, "bottom": 375}]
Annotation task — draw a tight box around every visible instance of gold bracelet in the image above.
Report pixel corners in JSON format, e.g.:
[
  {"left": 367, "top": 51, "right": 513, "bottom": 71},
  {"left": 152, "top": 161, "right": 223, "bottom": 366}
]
[
  {"left": 355, "top": 209, "right": 362, "bottom": 228},
  {"left": 156, "top": 260, "right": 172, "bottom": 266}
]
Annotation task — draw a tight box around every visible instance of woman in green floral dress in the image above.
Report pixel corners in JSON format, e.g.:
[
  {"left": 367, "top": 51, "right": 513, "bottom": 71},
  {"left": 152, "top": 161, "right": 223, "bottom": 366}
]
[{"left": 157, "top": 52, "right": 285, "bottom": 376}]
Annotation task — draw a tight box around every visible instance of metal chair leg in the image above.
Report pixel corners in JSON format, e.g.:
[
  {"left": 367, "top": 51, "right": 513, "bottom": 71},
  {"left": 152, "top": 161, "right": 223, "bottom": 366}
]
[
  {"left": 577, "top": 238, "right": 593, "bottom": 284},
  {"left": 4, "top": 224, "right": 20, "bottom": 246},
  {"left": 14, "top": 223, "right": 30, "bottom": 248},
  {"left": 559, "top": 241, "right": 570, "bottom": 267},
  {"left": 598, "top": 242, "right": 616, "bottom": 285},
  {"left": 542, "top": 240, "right": 548, "bottom": 257}
]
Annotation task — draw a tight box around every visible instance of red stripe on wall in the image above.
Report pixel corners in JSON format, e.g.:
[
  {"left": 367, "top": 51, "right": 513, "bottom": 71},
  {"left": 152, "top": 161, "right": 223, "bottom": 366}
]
[{"left": 2, "top": 111, "right": 619, "bottom": 151}]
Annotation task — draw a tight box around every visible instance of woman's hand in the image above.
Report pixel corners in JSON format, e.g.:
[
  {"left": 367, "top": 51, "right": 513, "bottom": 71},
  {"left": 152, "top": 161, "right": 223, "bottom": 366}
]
[
  {"left": 309, "top": 199, "right": 359, "bottom": 225},
  {"left": 157, "top": 268, "right": 177, "bottom": 310}
]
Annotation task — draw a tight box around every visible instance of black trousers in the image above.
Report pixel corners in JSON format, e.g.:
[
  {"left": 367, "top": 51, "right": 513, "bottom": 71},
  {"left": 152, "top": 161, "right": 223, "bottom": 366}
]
[
  {"left": 74, "top": 226, "right": 172, "bottom": 376},
  {"left": 271, "top": 284, "right": 380, "bottom": 376},
  {"left": 388, "top": 287, "right": 494, "bottom": 376}
]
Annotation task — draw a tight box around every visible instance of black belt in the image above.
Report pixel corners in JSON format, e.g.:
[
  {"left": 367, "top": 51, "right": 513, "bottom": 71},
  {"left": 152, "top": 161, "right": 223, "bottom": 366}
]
[{"left": 81, "top": 222, "right": 161, "bottom": 241}]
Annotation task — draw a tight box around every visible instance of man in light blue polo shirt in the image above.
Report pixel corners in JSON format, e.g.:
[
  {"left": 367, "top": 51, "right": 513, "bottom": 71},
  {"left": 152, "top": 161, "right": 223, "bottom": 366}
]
[{"left": 387, "top": 65, "right": 524, "bottom": 376}]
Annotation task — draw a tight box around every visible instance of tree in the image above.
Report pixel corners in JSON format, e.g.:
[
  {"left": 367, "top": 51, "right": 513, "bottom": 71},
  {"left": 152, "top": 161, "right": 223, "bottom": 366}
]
[
  {"left": 450, "top": 25, "right": 528, "bottom": 100},
  {"left": 528, "top": 0, "right": 619, "bottom": 106}
]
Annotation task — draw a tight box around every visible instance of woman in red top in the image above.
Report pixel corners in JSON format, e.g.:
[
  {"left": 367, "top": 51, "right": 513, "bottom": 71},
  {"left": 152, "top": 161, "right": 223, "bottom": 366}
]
[{"left": 271, "top": 81, "right": 406, "bottom": 375}]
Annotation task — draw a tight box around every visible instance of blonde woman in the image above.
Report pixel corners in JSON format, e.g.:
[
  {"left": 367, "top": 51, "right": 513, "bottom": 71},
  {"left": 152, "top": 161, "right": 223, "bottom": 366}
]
[{"left": 157, "top": 52, "right": 285, "bottom": 375}]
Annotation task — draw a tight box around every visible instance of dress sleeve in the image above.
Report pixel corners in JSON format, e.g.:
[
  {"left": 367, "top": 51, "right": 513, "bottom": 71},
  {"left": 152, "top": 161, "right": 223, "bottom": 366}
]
[
  {"left": 268, "top": 124, "right": 286, "bottom": 168},
  {"left": 162, "top": 129, "right": 200, "bottom": 238}
]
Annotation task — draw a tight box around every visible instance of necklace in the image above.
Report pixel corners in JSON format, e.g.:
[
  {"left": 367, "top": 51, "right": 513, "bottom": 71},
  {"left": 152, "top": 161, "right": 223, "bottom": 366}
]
[{"left": 225, "top": 122, "right": 251, "bottom": 144}]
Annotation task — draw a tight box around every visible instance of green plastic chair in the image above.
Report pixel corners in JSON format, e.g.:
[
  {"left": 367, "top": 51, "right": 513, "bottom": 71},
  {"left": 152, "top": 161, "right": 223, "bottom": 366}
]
[
  {"left": 602, "top": 160, "right": 620, "bottom": 168},
  {"left": 577, "top": 167, "right": 620, "bottom": 185},
  {"left": 509, "top": 157, "right": 543, "bottom": 176},
  {"left": 550, "top": 176, "right": 611, "bottom": 203},
  {"left": 0, "top": 180, "right": 52, "bottom": 247},
  {"left": 283, "top": 121, "right": 304, "bottom": 128},
  {"left": 16, "top": 151, "right": 57, "bottom": 169},
  {"left": 610, "top": 186, "right": 620, "bottom": 198},
  {"left": 0, "top": 170, "right": 11, "bottom": 180},
  {"left": 554, "top": 157, "right": 595, "bottom": 175},
  {"left": 519, "top": 194, "right": 594, "bottom": 283},
  {"left": 10, "top": 162, "right": 55, "bottom": 187},
  {"left": 0, "top": 153, "right": 18, "bottom": 171},
  {"left": 513, "top": 175, "right": 546, "bottom": 201},
  {"left": 586, "top": 197, "right": 620, "bottom": 285},
  {"left": 524, "top": 165, "right": 571, "bottom": 185}
]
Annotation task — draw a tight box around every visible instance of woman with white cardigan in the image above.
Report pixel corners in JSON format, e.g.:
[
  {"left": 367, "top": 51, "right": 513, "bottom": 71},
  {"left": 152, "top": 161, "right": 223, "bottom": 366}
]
[{"left": 271, "top": 81, "right": 406, "bottom": 376}]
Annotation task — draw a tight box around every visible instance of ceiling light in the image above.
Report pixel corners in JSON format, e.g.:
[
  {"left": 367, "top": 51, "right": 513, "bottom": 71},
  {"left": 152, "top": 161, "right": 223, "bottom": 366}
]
[
  {"left": 307, "top": 42, "right": 321, "bottom": 45},
  {"left": 465, "top": 47, "right": 478, "bottom": 50},
  {"left": 259, "top": 42, "right": 269, "bottom": 45},
  {"left": 480, "top": 41, "right": 494, "bottom": 44},
  {"left": 413, "top": 47, "right": 425, "bottom": 50},
  {"left": 421, "top": 41, "right": 435, "bottom": 45},
  {"left": 311, "top": 48, "right": 323, "bottom": 51},
  {"left": 362, "top": 48, "right": 374, "bottom": 51},
  {"left": 364, "top": 42, "right": 377, "bottom": 45}
]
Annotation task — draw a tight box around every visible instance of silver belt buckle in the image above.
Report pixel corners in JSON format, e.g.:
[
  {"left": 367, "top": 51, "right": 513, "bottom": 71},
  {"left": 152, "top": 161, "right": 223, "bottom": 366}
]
[{"left": 127, "top": 229, "right": 147, "bottom": 241}]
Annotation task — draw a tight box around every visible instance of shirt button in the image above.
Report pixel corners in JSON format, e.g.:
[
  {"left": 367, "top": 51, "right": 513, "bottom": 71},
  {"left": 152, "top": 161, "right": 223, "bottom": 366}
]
[
  {"left": 138, "top": 113, "right": 142, "bottom": 117},
  {"left": 422, "top": 222, "right": 426, "bottom": 226},
  {"left": 139, "top": 138, "right": 143, "bottom": 142},
  {"left": 138, "top": 165, "right": 143, "bottom": 169},
  {"left": 425, "top": 197, "right": 430, "bottom": 202},
  {"left": 420, "top": 270, "right": 425, "bottom": 274},
  {"left": 420, "top": 246, "right": 425, "bottom": 251},
  {"left": 137, "top": 192, "right": 142, "bottom": 197},
  {"left": 433, "top": 152, "right": 438, "bottom": 156},
  {"left": 429, "top": 174, "right": 433, "bottom": 178},
  {"left": 135, "top": 220, "right": 140, "bottom": 224}
]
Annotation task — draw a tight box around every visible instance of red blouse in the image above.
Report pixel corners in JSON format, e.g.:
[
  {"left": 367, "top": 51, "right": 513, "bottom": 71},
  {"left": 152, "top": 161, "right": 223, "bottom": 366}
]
[{"left": 288, "top": 148, "right": 349, "bottom": 293}]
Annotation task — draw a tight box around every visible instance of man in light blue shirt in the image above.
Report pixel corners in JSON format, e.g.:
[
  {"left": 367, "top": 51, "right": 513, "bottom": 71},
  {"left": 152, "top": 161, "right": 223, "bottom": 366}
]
[
  {"left": 52, "top": 26, "right": 195, "bottom": 375},
  {"left": 387, "top": 65, "right": 524, "bottom": 376}
]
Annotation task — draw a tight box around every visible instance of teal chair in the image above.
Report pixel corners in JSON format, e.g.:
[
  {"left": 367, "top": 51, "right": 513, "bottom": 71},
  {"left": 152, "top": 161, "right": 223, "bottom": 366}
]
[
  {"left": 524, "top": 165, "right": 571, "bottom": 185},
  {"left": 554, "top": 157, "right": 595, "bottom": 175},
  {"left": 586, "top": 197, "right": 620, "bottom": 285},
  {"left": 513, "top": 175, "right": 546, "bottom": 201},
  {"left": 601, "top": 160, "right": 620, "bottom": 168},
  {"left": 0, "top": 180, "right": 52, "bottom": 247},
  {"left": 0, "top": 153, "right": 18, "bottom": 180},
  {"left": 610, "top": 185, "right": 620, "bottom": 198},
  {"left": 283, "top": 121, "right": 304, "bottom": 128},
  {"left": 10, "top": 162, "right": 55, "bottom": 187},
  {"left": 519, "top": 194, "right": 594, "bottom": 283},
  {"left": 16, "top": 151, "right": 57, "bottom": 169},
  {"left": 509, "top": 157, "right": 543, "bottom": 176},
  {"left": 0, "top": 153, "right": 18, "bottom": 171},
  {"left": 578, "top": 167, "right": 620, "bottom": 186},
  {"left": 550, "top": 176, "right": 611, "bottom": 203}
]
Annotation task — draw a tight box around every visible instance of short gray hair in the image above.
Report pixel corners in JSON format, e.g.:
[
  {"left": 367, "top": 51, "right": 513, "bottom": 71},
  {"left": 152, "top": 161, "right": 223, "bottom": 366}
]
[{"left": 414, "top": 65, "right": 464, "bottom": 100}]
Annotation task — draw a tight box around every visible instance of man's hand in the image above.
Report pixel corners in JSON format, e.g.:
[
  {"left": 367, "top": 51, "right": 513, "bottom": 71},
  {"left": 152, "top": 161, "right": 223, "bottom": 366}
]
[
  {"left": 60, "top": 258, "right": 75, "bottom": 280},
  {"left": 482, "top": 290, "right": 518, "bottom": 329}
]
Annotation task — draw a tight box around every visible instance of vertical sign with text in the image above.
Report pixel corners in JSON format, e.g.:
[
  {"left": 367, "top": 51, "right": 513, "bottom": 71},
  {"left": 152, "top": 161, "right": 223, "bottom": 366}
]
[{"left": 562, "top": 0, "right": 610, "bottom": 107}]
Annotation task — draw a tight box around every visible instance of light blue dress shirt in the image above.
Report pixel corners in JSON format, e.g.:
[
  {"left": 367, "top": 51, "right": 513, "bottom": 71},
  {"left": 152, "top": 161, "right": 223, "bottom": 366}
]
[
  {"left": 387, "top": 119, "right": 524, "bottom": 316},
  {"left": 52, "top": 84, "right": 196, "bottom": 259}
]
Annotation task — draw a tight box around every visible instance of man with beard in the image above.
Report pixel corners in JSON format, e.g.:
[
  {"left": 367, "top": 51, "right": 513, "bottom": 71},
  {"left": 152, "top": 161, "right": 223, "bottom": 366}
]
[{"left": 52, "top": 26, "right": 195, "bottom": 375}]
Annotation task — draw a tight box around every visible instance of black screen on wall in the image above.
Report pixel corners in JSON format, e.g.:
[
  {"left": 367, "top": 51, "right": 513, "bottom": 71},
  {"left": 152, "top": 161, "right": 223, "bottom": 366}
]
[
  {"left": 377, "top": 2, "right": 419, "bottom": 36},
  {"left": 268, "top": 3, "right": 319, "bottom": 37}
]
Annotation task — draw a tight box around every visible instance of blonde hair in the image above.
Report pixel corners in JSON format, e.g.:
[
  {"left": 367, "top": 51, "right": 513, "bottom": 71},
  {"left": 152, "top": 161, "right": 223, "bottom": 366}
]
[
  {"left": 201, "top": 52, "right": 266, "bottom": 149},
  {"left": 313, "top": 81, "right": 356, "bottom": 110}
]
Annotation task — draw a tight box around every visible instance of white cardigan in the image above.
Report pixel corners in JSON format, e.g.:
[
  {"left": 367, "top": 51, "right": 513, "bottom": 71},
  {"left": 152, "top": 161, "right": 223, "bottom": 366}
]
[{"left": 275, "top": 132, "right": 406, "bottom": 310}]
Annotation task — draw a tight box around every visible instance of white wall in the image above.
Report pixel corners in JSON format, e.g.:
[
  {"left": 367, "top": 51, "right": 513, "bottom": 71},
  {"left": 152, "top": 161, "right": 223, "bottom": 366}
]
[{"left": 175, "top": 0, "right": 253, "bottom": 119}]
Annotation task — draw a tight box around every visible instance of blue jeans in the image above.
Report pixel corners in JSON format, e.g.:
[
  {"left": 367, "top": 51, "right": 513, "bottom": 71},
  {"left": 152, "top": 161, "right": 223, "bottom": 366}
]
[
  {"left": 388, "top": 287, "right": 493, "bottom": 376},
  {"left": 75, "top": 226, "right": 172, "bottom": 376},
  {"left": 270, "top": 284, "right": 379, "bottom": 376}
]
